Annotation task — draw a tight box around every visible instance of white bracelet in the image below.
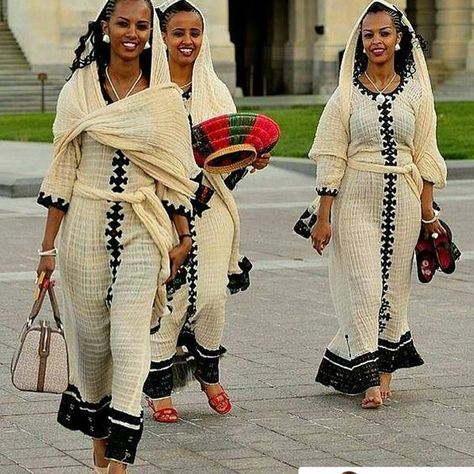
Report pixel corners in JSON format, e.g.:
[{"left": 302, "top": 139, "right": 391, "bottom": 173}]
[
  {"left": 421, "top": 208, "right": 440, "bottom": 224},
  {"left": 38, "top": 248, "right": 57, "bottom": 257}
]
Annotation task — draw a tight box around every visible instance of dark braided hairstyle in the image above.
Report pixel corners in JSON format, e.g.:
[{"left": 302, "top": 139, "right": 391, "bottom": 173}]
[
  {"left": 353, "top": 1, "right": 427, "bottom": 80},
  {"left": 69, "top": 0, "right": 154, "bottom": 84},
  {"left": 156, "top": 0, "right": 203, "bottom": 33}
]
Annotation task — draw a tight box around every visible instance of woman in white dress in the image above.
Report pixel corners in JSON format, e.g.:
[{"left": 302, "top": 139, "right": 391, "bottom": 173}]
[{"left": 309, "top": 1, "right": 447, "bottom": 408}]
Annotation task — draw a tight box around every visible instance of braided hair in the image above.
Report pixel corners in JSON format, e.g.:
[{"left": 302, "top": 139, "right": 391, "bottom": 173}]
[
  {"left": 69, "top": 0, "right": 154, "bottom": 84},
  {"left": 353, "top": 1, "right": 427, "bottom": 80},
  {"left": 157, "top": 0, "right": 203, "bottom": 33}
]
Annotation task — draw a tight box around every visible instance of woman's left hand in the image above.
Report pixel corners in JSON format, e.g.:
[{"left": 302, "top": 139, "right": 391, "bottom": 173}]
[
  {"left": 250, "top": 153, "right": 271, "bottom": 173},
  {"left": 422, "top": 219, "right": 447, "bottom": 240},
  {"left": 165, "top": 238, "right": 192, "bottom": 284}
]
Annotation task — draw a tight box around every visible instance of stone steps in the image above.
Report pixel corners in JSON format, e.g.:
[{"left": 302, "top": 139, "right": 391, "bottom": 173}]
[
  {"left": 0, "top": 21, "right": 64, "bottom": 113},
  {"left": 434, "top": 70, "right": 474, "bottom": 100}
]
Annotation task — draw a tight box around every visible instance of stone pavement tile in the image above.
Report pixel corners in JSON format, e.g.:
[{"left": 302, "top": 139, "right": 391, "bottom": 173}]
[
  {"left": 12, "top": 456, "right": 83, "bottom": 469},
  {"left": 359, "top": 456, "right": 419, "bottom": 467},
  {"left": 378, "top": 436, "right": 471, "bottom": 462},
  {"left": 290, "top": 432, "right": 372, "bottom": 452},
  {"left": 336, "top": 448, "right": 412, "bottom": 463},
  {"left": 236, "top": 467, "right": 296, "bottom": 474},
  {"left": 0, "top": 400, "right": 58, "bottom": 416},
  {"left": 198, "top": 448, "right": 264, "bottom": 461},
  {"left": 250, "top": 439, "right": 316, "bottom": 454},
  {"left": 252, "top": 415, "right": 335, "bottom": 436},
  {"left": 307, "top": 414, "right": 389, "bottom": 436},
  {"left": 138, "top": 447, "right": 226, "bottom": 470},
  {"left": 4, "top": 447, "right": 66, "bottom": 460},
  {"left": 216, "top": 456, "right": 292, "bottom": 470},
  {"left": 0, "top": 466, "right": 30, "bottom": 473},
  {"left": 424, "top": 431, "right": 474, "bottom": 456},
  {"left": 234, "top": 397, "right": 320, "bottom": 413},
  {"left": 425, "top": 458, "right": 474, "bottom": 467},
  {"left": 31, "top": 469, "right": 93, "bottom": 474},
  {"left": 0, "top": 453, "right": 16, "bottom": 466},
  {"left": 266, "top": 448, "right": 336, "bottom": 464}
]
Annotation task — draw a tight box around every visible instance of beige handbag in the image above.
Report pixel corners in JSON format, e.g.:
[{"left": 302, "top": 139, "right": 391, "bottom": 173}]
[{"left": 11, "top": 281, "right": 69, "bottom": 394}]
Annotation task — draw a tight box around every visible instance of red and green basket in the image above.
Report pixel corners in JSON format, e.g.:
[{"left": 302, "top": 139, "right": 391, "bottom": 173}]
[{"left": 192, "top": 113, "right": 281, "bottom": 174}]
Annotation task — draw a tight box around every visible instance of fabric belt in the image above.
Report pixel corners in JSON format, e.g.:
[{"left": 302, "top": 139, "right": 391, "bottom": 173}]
[
  {"left": 72, "top": 180, "right": 174, "bottom": 316},
  {"left": 347, "top": 161, "right": 423, "bottom": 199}
]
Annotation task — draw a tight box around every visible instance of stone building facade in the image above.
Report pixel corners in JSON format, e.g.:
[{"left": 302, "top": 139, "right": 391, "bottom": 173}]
[{"left": 3, "top": 0, "right": 474, "bottom": 95}]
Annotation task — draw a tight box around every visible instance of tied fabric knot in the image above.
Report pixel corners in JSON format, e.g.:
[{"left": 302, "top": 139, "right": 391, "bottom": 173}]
[
  {"left": 347, "top": 161, "right": 423, "bottom": 199},
  {"left": 73, "top": 179, "right": 175, "bottom": 318}
]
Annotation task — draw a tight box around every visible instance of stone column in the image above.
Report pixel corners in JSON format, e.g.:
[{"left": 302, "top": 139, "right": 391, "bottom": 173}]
[
  {"left": 406, "top": 0, "right": 436, "bottom": 57},
  {"left": 466, "top": 0, "right": 474, "bottom": 69},
  {"left": 284, "top": 0, "right": 315, "bottom": 94},
  {"left": 194, "top": 0, "right": 236, "bottom": 93},
  {"left": 432, "top": 0, "right": 472, "bottom": 69}
]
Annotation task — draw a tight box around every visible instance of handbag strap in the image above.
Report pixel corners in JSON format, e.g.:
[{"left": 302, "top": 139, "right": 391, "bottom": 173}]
[{"left": 28, "top": 280, "right": 63, "bottom": 330}]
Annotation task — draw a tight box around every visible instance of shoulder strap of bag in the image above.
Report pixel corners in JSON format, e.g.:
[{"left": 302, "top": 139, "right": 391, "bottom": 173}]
[{"left": 27, "top": 280, "right": 63, "bottom": 331}]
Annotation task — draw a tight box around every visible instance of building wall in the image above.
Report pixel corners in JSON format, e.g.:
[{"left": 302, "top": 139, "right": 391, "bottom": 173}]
[{"left": 5, "top": 0, "right": 474, "bottom": 94}]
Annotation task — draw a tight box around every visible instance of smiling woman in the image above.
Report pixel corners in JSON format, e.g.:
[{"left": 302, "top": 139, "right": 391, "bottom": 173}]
[{"left": 33, "top": 0, "right": 200, "bottom": 473}]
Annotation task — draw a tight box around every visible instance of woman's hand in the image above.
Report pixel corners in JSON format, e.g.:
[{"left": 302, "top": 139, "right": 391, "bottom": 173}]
[
  {"left": 422, "top": 219, "right": 447, "bottom": 240},
  {"left": 165, "top": 238, "right": 192, "bottom": 284},
  {"left": 36, "top": 256, "right": 56, "bottom": 279},
  {"left": 250, "top": 153, "right": 271, "bottom": 174},
  {"left": 311, "top": 219, "right": 331, "bottom": 255}
]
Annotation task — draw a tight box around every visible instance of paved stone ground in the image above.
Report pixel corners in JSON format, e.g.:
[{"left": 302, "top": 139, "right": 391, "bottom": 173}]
[{"left": 0, "top": 166, "right": 473, "bottom": 473}]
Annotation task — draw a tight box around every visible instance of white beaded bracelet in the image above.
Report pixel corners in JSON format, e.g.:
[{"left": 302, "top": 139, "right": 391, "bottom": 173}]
[
  {"left": 38, "top": 248, "right": 57, "bottom": 257},
  {"left": 421, "top": 208, "right": 440, "bottom": 224}
]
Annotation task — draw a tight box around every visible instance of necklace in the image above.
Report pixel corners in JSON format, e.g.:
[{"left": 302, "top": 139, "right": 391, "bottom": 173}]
[
  {"left": 105, "top": 67, "right": 143, "bottom": 101},
  {"left": 364, "top": 71, "right": 397, "bottom": 104},
  {"left": 176, "top": 80, "right": 192, "bottom": 90}
]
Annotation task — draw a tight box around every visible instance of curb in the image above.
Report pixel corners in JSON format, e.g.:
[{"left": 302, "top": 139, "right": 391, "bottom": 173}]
[
  {"left": 270, "top": 157, "right": 474, "bottom": 181},
  {"left": 1, "top": 157, "right": 473, "bottom": 199}
]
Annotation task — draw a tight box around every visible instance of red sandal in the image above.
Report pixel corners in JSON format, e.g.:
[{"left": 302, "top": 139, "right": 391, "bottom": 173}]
[
  {"left": 200, "top": 384, "right": 232, "bottom": 415},
  {"left": 415, "top": 235, "right": 437, "bottom": 283},
  {"left": 147, "top": 399, "right": 179, "bottom": 423},
  {"left": 433, "top": 221, "right": 456, "bottom": 274}
]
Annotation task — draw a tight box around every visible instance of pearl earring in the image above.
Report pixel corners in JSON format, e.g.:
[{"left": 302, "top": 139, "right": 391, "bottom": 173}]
[
  {"left": 363, "top": 48, "right": 367, "bottom": 54},
  {"left": 144, "top": 41, "right": 151, "bottom": 50},
  {"left": 103, "top": 33, "right": 110, "bottom": 44},
  {"left": 395, "top": 43, "right": 401, "bottom": 51}
]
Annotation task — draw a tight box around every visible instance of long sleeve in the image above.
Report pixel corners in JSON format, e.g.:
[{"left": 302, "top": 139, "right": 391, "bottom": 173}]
[
  {"left": 37, "top": 136, "right": 80, "bottom": 213},
  {"left": 309, "top": 88, "right": 349, "bottom": 197},
  {"left": 413, "top": 92, "right": 447, "bottom": 188}
]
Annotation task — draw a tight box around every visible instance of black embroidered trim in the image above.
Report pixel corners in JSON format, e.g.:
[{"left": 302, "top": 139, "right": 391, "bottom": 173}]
[
  {"left": 355, "top": 77, "right": 409, "bottom": 334},
  {"left": 316, "top": 349, "right": 380, "bottom": 395},
  {"left": 191, "top": 172, "right": 214, "bottom": 217},
  {"left": 58, "top": 384, "right": 111, "bottom": 439},
  {"left": 194, "top": 340, "right": 221, "bottom": 384},
  {"left": 225, "top": 168, "right": 250, "bottom": 191},
  {"left": 106, "top": 408, "right": 143, "bottom": 465},
  {"left": 227, "top": 256, "right": 253, "bottom": 294},
  {"left": 143, "top": 356, "right": 174, "bottom": 399},
  {"left": 378, "top": 331, "right": 424, "bottom": 373},
  {"left": 162, "top": 202, "right": 199, "bottom": 330},
  {"left": 37, "top": 192, "right": 69, "bottom": 213},
  {"left": 105, "top": 150, "right": 129, "bottom": 308},
  {"left": 316, "top": 186, "right": 339, "bottom": 197}
]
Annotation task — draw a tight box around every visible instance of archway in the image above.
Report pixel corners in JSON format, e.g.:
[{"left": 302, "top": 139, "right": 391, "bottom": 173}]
[{"left": 229, "top": 0, "right": 289, "bottom": 96}]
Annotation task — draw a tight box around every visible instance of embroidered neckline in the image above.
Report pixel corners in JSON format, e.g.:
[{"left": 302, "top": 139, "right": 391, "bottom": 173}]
[{"left": 354, "top": 75, "right": 408, "bottom": 100}]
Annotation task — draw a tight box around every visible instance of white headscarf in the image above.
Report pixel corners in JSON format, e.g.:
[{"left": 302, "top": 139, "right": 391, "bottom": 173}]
[
  {"left": 157, "top": 0, "right": 236, "bottom": 123},
  {"left": 338, "top": 0, "right": 440, "bottom": 169}
]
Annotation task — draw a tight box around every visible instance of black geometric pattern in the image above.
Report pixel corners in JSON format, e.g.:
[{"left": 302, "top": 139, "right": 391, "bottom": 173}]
[
  {"left": 354, "top": 77, "right": 407, "bottom": 334},
  {"left": 59, "top": 387, "right": 143, "bottom": 464},
  {"left": 37, "top": 192, "right": 69, "bottom": 213},
  {"left": 316, "top": 348, "right": 380, "bottom": 395},
  {"left": 225, "top": 168, "right": 250, "bottom": 191},
  {"left": 227, "top": 256, "right": 253, "bottom": 294},
  {"left": 143, "top": 356, "right": 175, "bottom": 399},
  {"left": 316, "top": 186, "right": 339, "bottom": 197},
  {"left": 58, "top": 384, "right": 111, "bottom": 439},
  {"left": 106, "top": 408, "right": 144, "bottom": 464},
  {"left": 378, "top": 331, "right": 424, "bottom": 373},
  {"left": 105, "top": 150, "right": 129, "bottom": 308}
]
